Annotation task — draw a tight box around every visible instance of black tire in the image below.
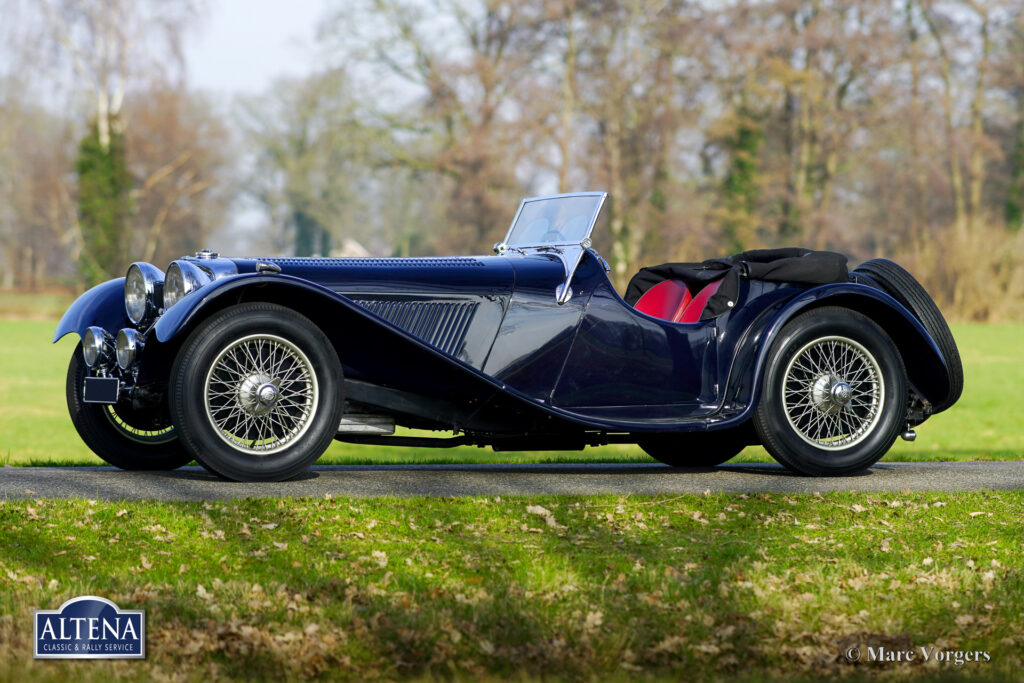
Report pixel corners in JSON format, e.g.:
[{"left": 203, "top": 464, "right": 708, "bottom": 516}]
[
  {"left": 169, "top": 303, "right": 344, "bottom": 482},
  {"left": 638, "top": 429, "right": 749, "bottom": 468},
  {"left": 852, "top": 258, "right": 963, "bottom": 413},
  {"left": 753, "top": 307, "right": 907, "bottom": 476},
  {"left": 66, "top": 345, "right": 192, "bottom": 470}
]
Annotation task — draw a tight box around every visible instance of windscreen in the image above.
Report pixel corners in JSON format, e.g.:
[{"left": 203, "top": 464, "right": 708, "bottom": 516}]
[{"left": 505, "top": 195, "right": 604, "bottom": 247}]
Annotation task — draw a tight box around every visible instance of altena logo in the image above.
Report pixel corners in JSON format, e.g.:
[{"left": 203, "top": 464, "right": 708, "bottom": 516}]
[{"left": 34, "top": 596, "right": 145, "bottom": 659}]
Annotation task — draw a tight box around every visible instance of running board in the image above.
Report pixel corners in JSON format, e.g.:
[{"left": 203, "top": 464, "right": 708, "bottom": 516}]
[
  {"left": 337, "top": 413, "right": 396, "bottom": 435},
  {"left": 335, "top": 435, "right": 471, "bottom": 448}
]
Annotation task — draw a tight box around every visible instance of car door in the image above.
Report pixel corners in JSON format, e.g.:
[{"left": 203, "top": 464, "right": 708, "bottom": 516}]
[{"left": 551, "top": 262, "right": 720, "bottom": 420}]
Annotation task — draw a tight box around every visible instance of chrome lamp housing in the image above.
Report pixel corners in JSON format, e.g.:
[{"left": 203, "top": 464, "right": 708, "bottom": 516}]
[
  {"left": 82, "top": 326, "right": 113, "bottom": 367},
  {"left": 115, "top": 328, "right": 145, "bottom": 370},
  {"left": 163, "top": 260, "right": 213, "bottom": 310},
  {"left": 124, "top": 262, "right": 165, "bottom": 326}
]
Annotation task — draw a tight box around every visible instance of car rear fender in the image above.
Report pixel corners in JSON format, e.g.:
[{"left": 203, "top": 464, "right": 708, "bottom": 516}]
[
  {"left": 52, "top": 278, "right": 130, "bottom": 343},
  {"left": 724, "top": 283, "right": 950, "bottom": 422}
]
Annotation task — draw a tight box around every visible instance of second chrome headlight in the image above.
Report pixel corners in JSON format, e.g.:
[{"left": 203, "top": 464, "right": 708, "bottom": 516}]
[
  {"left": 125, "top": 262, "right": 164, "bottom": 325},
  {"left": 163, "top": 260, "right": 211, "bottom": 310}
]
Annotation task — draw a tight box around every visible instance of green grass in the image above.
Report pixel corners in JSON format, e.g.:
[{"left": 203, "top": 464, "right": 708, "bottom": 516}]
[
  {"left": 0, "top": 492, "right": 1020, "bottom": 680},
  {"left": 0, "top": 319, "right": 1020, "bottom": 466}
]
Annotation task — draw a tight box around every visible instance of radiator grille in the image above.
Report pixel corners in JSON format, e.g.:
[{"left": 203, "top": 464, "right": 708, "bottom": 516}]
[{"left": 354, "top": 300, "right": 479, "bottom": 356}]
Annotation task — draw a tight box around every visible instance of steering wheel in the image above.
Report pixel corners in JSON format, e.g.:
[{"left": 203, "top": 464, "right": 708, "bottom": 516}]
[{"left": 542, "top": 228, "right": 567, "bottom": 242}]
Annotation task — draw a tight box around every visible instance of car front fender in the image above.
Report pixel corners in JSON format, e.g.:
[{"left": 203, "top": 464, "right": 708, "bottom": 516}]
[
  {"left": 152, "top": 273, "right": 356, "bottom": 342},
  {"left": 149, "top": 273, "right": 585, "bottom": 433},
  {"left": 52, "top": 278, "right": 129, "bottom": 343},
  {"left": 719, "top": 283, "right": 950, "bottom": 426}
]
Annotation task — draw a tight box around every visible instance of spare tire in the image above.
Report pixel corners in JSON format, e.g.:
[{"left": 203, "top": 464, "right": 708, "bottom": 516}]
[{"left": 852, "top": 258, "right": 963, "bottom": 413}]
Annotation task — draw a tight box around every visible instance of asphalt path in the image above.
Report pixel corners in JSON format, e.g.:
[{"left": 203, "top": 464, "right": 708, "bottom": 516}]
[{"left": 0, "top": 461, "right": 1021, "bottom": 501}]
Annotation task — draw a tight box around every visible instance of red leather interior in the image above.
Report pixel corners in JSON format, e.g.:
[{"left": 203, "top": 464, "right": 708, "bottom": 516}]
[
  {"left": 634, "top": 280, "right": 691, "bottom": 321},
  {"left": 678, "top": 278, "right": 723, "bottom": 323},
  {"left": 633, "top": 278, "right": 723, "bottom": 323}
]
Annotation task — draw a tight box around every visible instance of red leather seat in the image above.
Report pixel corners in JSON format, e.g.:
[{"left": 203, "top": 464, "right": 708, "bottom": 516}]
[
  {"left": 634, "top": 280, "right": 691, "bottom": 321},
  {"left": 678, "top": 278, "right": 723, "bottom": 323},
  {"left": 633, "top": 278, "right": 723, "bottom": 323}
]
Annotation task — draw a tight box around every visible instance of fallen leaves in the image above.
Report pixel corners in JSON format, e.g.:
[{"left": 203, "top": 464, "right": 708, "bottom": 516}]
[
  {"left": 526, "top": 505, "right": 566, "bottom": 529},
  {"left": 0, "top": 493, "right": 1017, "bottom": 680},
  {"left": 583, "top": 610, "right": 603, "bottom": 633}
]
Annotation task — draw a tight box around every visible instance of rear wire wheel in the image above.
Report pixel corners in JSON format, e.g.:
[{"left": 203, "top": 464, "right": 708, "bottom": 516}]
[{"left": 753, "top": 307, "right": 907, "bottom": 476}]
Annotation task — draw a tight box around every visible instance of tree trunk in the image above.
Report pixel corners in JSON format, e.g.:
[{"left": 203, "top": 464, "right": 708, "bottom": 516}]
[
  {"left": 604, "top": 116, "right": 629, "bottom": 287},
  {"left": 558, "top": 2, "right": 576, "bottom": 194},
  {"left": 906, "top": 0, "right": 928, "bottom": 241},
  {"left": 1007, "top": 117, "right": 1024, "bottom": 232},
  {"left": 966, "top": 8, "right": 989, "bottom": 232},
  {"left": 781, "top": 89, "right": 810, "bottom": 240}
]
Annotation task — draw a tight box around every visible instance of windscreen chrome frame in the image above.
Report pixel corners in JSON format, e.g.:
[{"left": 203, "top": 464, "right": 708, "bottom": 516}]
[{"left": 495, "top": 191, "right": 609, "bottom": 304}]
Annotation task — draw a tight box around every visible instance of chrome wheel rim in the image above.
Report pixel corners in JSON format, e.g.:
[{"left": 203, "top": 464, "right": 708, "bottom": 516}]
[
  {"left": 103, "top": 406, "right": 176, "bottom": 444},
  {"left": 782, "top": 335, "right": 884, "bottom": 451},
  {"left": 203, "top": 333, "right": 319, "bottom": 455}
]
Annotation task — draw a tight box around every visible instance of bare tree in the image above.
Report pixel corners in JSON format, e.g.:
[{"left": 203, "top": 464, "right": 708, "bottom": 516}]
[
  {"left": 321, "top": 0, "right": 554, "bottom": 253},
  {"left": 125, "top": 85, "right": 233, "bottom": 266},
  {"left": 38, "top": 0, "right": 199, "bottom": 150},
  {"left": 240, "top": 70, "right": 385, "bottom": 256}
]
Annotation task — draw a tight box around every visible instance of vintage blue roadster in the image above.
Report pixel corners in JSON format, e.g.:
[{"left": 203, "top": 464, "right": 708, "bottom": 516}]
[{"left": 54, "top": 192, "right": 962, "bottom": 481}]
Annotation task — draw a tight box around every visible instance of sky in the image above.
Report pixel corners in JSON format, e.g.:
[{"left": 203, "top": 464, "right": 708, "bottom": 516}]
[{"left": 184, "top": 0, "right": 329, "bottom": 97}]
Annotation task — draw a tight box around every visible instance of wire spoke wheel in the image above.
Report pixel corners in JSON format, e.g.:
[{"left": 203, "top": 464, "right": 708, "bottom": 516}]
[
  {"left": 103, "top": 406, "right": 176, "bottom": 445},
  {"left": 782, "top": 335, "right": 883, "bottom": 450},
  {"left": 203, "top": 333, "right": 319, "bottom": 456},
  {"left": 66, "top": 343, "right": 192, "bottom": 471}
]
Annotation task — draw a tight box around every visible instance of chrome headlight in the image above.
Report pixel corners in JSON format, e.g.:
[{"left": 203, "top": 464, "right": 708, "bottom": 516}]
[
  {"left": 82, "top": 326, "right": 111, "bottom": 367},
  {"left": 125, "top": 262, "right": 164, "bottom": 325},
  {"left": 163, "top": 260, "right": 211, "bottom": 310},
  {"left": 115, "top": 328, "right": 145, "bottom": 370}
]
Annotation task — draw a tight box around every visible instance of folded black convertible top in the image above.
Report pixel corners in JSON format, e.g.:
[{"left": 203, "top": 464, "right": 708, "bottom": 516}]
[{"left": 624, "top": 248, "right": 849, "bottom": 320}]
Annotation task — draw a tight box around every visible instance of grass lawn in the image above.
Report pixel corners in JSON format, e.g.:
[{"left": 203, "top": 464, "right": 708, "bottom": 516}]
[
  {"left": 0, "top": 318, "right": 1020, "bottom": 466},
  {"left": 0, "top": 492, "right": 1020, "bottom": 681},
  {"left": 1, "top": 308, "right": 1020, "bottom": 682}
]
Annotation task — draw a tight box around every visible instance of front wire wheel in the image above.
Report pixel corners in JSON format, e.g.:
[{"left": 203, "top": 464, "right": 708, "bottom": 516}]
[
  {"left": 204, "top": 334, "right": 319, "bottom": 455},
  {"left": 754, "top": 307, "right": 907, "bottom": 476},
  {"left": 103, "top": 405, "right": 176, "bottom": 444},
  {"left": 66, "top": 344, "right": 192, "bottom": 470},
  {"left": 170, "top": 303, "right": 344, "bottom": 482}
]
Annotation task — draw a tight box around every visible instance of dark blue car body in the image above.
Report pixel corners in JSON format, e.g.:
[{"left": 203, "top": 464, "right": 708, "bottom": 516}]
[
  {"left": 54, "top": 192, "right": 962, "bottom": 480},
  {"left": 54, "top": 243, "right": 950, "bottom": 446}
]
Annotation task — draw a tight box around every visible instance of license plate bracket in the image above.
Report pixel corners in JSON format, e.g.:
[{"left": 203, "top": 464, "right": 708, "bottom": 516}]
[{"left": 83, "top": 377, "right": 120, "bottom": 404}]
